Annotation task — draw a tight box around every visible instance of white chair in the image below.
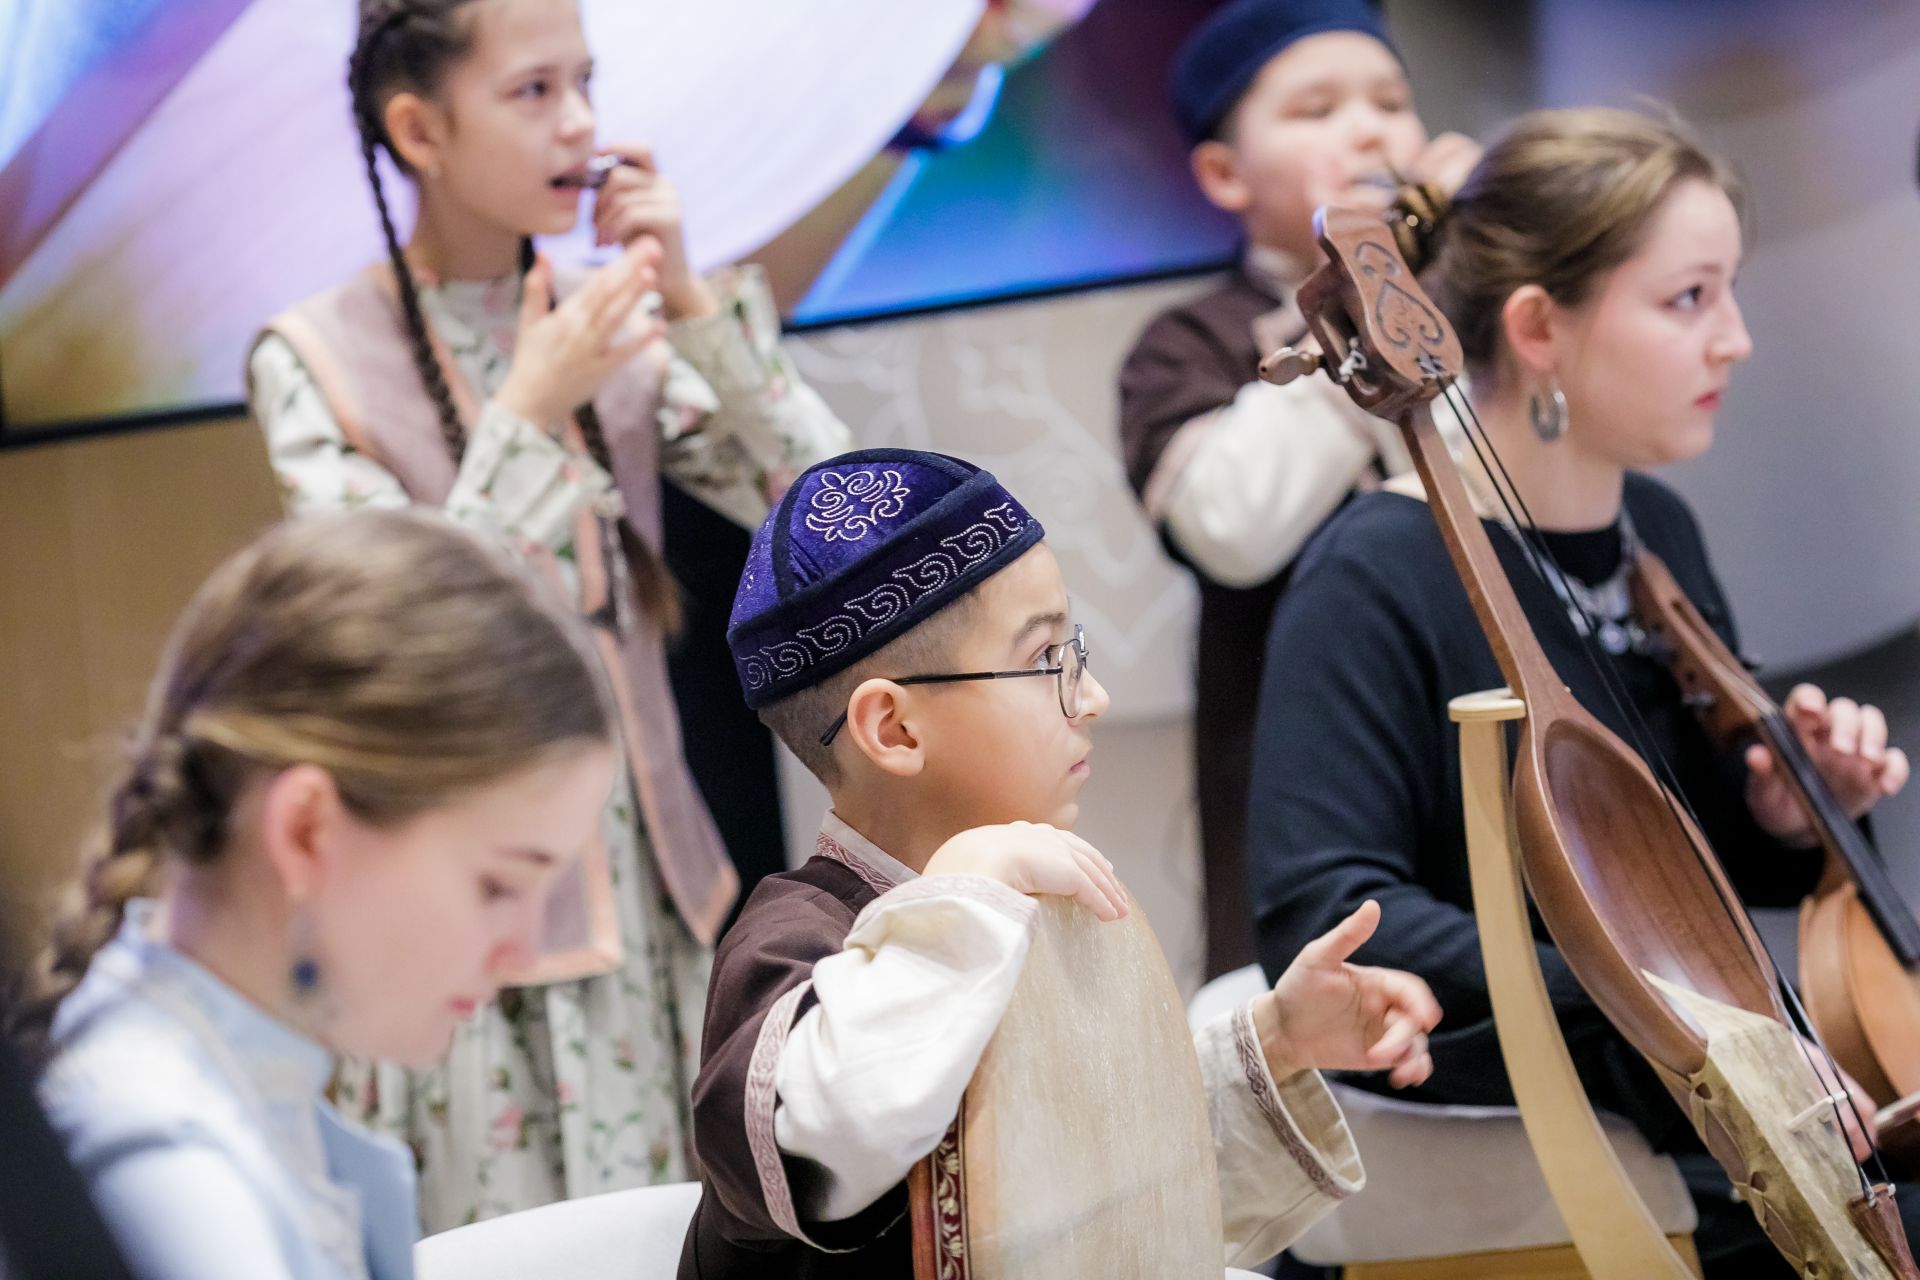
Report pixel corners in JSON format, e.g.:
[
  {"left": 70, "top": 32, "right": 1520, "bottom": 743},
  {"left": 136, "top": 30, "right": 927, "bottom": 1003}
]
[
  {"left": 414, "top": 1181, "right": 700, "bottom": 1280},
  {"left": 411, "top": 1177, "right": 1271, "bottom": 1280},
  {"left": 1189, "top": 964, "right": 1697, "bottom": 1277}
]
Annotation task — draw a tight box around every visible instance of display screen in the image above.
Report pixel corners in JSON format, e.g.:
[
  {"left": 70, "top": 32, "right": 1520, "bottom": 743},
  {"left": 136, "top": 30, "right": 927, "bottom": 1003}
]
[{"left": 0, "top": 0, "right": 1235, "bottom": 434}]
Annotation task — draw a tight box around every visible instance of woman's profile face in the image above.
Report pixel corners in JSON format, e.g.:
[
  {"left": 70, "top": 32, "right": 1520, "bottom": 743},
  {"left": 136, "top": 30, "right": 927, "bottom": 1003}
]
[{"left": 1555, "top": 178, "right": 1753, "bottom": 471}]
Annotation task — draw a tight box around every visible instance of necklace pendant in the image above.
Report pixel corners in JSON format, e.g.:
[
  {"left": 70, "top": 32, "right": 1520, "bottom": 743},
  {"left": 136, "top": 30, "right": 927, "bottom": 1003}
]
[{"left": 1599, "top": 620, "right": 1630, "bottom": 656}]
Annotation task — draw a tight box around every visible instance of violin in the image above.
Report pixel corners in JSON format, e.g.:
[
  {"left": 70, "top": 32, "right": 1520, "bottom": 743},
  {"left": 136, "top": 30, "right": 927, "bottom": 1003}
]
[
  {"left": 1261, "top": 203, "right": 1918, "bottom": 1276},
  {"left": 1631, "top": 548, "right": 1920, "bottom": 1152}
]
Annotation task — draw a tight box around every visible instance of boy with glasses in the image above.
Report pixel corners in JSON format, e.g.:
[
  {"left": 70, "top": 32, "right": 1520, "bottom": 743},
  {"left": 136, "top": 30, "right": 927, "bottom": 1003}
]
[{"left": 679, "top": 449, "right": 1441, "bottom": 1277}]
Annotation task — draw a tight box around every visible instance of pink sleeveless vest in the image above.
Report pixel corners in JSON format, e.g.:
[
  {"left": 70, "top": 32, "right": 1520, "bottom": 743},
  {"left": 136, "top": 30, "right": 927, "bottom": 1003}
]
[{"left": 257, "top": 264, "right": 738, "bottom": 953}]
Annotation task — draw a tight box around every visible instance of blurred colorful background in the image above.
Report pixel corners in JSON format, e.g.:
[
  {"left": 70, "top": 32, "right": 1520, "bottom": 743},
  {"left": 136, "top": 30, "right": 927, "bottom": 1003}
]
[{"left": 0, "top": 0, "right": 1233, "bottom": 432}]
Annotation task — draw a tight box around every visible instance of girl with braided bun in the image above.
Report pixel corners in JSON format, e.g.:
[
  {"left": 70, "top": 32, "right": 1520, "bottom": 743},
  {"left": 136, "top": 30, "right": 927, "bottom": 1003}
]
[
  {"left": 246, "top": 0, "right": 851, "bottom": 1230},
  {"left": 14, "top": 509, "right": 618, "bottom": 1280}
]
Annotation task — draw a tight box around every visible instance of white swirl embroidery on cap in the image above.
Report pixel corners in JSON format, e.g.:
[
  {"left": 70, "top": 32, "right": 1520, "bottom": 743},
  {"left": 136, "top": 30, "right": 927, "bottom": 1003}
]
[
  {"left": 804, "top": 469, "right": 911, "bottom": 543},
  {"left": 739, "top": 503, "right": 1028, "bottom": 691}
]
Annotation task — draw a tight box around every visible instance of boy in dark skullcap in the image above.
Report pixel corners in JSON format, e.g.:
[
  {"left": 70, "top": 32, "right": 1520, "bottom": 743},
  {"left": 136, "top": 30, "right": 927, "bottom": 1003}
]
[
  {"left": 679, "top": 448, "right": 1441, "bottom": 1278},
  {"left": 1120, "top": 0, "right": 1479, "bottom": 978}
]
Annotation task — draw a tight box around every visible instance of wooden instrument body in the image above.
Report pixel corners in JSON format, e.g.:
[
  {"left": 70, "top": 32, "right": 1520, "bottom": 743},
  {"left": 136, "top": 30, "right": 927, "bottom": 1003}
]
[
  {"left": 908, "top": 897, "right": 1223, "bottom": 1280},
  {"left": 1630, "top": 547, "right": 1920, "bottom": 1110},
  {"left": 1507, "top": 695, "right": 1784, "bottom": 1075},
  {"left": 1800, "top": 884, "right": 1920, "bottom": 1104},
  {"left": 1275, "top": 205, "right": 1917, "bottom": 1276}
]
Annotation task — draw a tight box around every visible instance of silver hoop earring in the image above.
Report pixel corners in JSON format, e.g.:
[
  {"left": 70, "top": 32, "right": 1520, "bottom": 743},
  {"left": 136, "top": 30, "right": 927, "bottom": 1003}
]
[{"left": 1528, "top": 386, "right": 1569, "bottom": 443}]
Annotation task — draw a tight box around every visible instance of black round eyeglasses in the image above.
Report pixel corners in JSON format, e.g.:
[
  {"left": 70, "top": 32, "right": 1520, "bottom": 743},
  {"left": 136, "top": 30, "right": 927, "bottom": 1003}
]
[{"left": 818, "top": 623, "right": 1091, "bottom": 747}]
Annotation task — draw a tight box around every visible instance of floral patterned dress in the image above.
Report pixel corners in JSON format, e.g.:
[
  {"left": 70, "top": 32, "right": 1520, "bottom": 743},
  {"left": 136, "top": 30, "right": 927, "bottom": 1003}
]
[{"left": 248, "top": 265, "right": 851, "bottom": 1232}]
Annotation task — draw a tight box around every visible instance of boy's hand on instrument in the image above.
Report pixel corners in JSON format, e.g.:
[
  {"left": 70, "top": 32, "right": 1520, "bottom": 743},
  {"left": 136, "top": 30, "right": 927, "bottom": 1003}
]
[
  {"left": 591, "top": 144, "right": 716, "bottom": 322},
  {"left": 1407, "top": 131, "right": 1481, "bottom": 197},
  {"left": 1747, "top": 683, "right": 1909, "bottom": 844},
  {"left": 924, "top": 822, "right": 1129, "bottom": 922},
  {"left": 495, "top": 245, "right": 663, "bottom": 430},
  {"left": 1255, "top": 900, "right": 1441, "bottom": 1087}
]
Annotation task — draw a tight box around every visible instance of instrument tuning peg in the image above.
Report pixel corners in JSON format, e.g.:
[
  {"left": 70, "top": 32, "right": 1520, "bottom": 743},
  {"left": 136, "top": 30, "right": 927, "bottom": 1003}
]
[{"left": 1258, "top": 346, "right": 1322, "bottom": 387}]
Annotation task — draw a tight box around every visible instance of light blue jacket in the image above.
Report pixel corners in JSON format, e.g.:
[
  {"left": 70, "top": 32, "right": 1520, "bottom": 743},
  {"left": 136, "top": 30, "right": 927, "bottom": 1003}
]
[{"left": 38, "top": 902, "right": 418, "bottom": 1280}]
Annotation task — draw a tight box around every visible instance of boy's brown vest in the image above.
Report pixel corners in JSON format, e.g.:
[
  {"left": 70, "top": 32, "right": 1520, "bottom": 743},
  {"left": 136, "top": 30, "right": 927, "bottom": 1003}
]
[{"left": 256, "top": 264, "right": 738, "bottom": 960}]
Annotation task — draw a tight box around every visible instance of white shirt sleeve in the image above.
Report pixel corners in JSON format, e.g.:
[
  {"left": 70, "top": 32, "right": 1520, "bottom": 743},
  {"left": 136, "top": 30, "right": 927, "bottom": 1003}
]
[
  {"left": 1196, "top": 1005, "right": 1364, "bottom": 1268},
  {"left": 772, "top": 874, "right": 1040, "bottom": 1224},
  {"left": 1155, "top": 374, "right": 1400, "bottom": 588},
  {"left": 1150, "top": 371, "right": 1475, "bottom": 589}
]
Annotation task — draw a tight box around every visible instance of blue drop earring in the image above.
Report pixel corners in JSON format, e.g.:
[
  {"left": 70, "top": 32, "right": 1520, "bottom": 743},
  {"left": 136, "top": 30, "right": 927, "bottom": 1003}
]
[
  {"left": 289, "top": 908, "right": 323, "bottom": 999},
  {"left": 291, "top": 955, "right": 322, "bottom": 996}
]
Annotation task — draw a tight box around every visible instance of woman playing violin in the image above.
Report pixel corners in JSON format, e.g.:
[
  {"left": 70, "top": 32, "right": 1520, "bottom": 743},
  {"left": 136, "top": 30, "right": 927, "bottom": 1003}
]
[{"left": 1246, "top": 106, "right": 1910, "bottom": 1276}]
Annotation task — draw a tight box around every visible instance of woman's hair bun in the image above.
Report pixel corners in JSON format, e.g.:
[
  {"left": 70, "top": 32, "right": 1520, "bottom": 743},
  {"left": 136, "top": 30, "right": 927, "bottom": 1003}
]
[{"left": 1389, "top": 180, "right": 1452, "bottom": 272}]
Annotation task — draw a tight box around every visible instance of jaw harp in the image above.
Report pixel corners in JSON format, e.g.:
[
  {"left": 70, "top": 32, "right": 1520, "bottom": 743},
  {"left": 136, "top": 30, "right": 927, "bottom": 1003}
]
[{"left": 558, "top": 155, "right": 629, "bottom": 190}]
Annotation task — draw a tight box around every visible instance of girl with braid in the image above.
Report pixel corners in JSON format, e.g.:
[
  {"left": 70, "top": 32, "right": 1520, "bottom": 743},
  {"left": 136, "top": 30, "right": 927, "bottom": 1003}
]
[
  {"left": 246, "top": 0, "right": 851, "bottom": 1230},
  {"left": 14, "top": 509, "right": 618, "bottom": 1280}
]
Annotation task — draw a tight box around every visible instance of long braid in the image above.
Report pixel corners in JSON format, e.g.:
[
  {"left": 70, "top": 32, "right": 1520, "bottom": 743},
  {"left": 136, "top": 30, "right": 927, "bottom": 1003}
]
[
  {"left": 7, "top": 735, "right": 224, "bottom": 1071},
  {"left": 581, "top": 403, "right": 684, "bottom": 636},
  {"left": 516, "top": 240, "right": 684, "bottom": 634},
  {"left": 348, "top": 9, "right": 467, "bottom": 462}
]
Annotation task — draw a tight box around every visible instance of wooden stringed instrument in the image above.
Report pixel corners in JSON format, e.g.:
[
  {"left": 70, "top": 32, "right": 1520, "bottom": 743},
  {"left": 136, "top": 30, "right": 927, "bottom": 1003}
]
[
  {"left": 1630, "top": 549, "right": 1920, "bottom": 1152},
  {"left": 1260, "top": 203, "right": 1918, "bottom": 1277}
]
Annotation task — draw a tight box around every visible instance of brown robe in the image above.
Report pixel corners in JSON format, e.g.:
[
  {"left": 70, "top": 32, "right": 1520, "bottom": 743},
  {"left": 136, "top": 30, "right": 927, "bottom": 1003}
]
[{"left": 679, "top": 855, "right": 911, "bottom": 1278}]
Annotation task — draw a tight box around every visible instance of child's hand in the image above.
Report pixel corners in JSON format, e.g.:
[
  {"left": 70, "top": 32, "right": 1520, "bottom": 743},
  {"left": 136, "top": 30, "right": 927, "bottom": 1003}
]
[
  {"left": 495, "top": 244, "right": 663, "bottom": 430},
  {"left": 1254, "top": 900, "right": 1441, "bottom": 1087},
  {"left": 923, "top": 822, "right": 1129, "bottom": 922},
  {"left": 591, "top": 144, "right": 716, "bottom": 322},
  {"left": 1408, "top": 131, "right": 1482, "bottom": 197}
]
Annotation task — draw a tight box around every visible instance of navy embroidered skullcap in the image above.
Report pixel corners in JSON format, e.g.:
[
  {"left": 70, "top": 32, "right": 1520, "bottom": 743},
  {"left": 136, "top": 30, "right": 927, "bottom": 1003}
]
[
  {"left": 728, "top": 449, "right": 1046, "bottom": 709},
  {"left": 1171, "top": 0, "right": 1396, "bottom": 146}
]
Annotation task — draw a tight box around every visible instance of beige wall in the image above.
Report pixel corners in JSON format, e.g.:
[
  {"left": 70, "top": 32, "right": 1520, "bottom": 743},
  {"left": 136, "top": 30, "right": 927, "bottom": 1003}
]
[{"left": 0, "top": 417, "right": 282, "bottom": 963}]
